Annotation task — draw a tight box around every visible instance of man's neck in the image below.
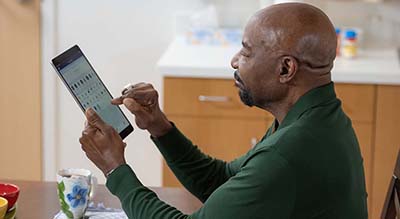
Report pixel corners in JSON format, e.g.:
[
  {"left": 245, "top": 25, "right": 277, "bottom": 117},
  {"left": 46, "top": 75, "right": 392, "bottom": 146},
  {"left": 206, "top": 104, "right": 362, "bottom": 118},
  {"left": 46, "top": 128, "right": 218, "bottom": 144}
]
[
  {"left": 262, "top": 86, "right": 311, "bottom": 124},
  {"left": 264, "top": 101, "right": 294, "bottom": 125},
  {"left": 265, "top": 77, "right": 332, "bottom": 124}
]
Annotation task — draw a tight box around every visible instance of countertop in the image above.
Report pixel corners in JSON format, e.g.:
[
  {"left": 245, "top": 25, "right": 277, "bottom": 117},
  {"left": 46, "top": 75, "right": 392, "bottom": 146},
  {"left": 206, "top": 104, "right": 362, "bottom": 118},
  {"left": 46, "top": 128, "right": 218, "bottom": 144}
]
[{"left": 157, "top": 38, "right": 400, "bottom": 85}]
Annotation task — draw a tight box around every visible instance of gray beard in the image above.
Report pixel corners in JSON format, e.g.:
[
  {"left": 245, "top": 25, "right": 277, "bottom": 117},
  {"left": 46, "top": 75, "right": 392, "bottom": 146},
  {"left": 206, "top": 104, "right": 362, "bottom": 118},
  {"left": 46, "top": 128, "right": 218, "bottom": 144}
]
[{"left": 239, "top": 88, "right": 255, "bottom": 107}]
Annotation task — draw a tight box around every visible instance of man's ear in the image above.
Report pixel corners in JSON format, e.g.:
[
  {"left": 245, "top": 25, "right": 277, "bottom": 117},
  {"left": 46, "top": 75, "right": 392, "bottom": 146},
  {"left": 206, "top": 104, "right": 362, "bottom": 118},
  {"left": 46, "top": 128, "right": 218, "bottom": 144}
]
[{"left": 278, "top": 56, "right": 298, "bottom": 83}]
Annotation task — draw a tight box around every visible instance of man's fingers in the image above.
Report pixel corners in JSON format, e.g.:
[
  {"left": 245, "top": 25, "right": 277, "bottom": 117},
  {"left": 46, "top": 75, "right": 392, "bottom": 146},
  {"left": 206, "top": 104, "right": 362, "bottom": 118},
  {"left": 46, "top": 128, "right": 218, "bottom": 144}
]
[
  {"left": 111, "top": 96, "right": 125, "bottom": 105},
  {"left": 130, "top": 90, "right": 158, "bottom": 103},
  {"left": 80, "top": 131, "right": 103, "bottom": 154},
  {"left": 122, "top": 83, "right": 154, "bottom": 96},
  {"left": 121, "top": 89, "right": 158, "bottom": 106},
  {"left": 128, "top": 82, "right": 148, "bottom": 91},
  {"left": 123, "top": 98, "right": 141, "bottom": 112},
  {"left": 121, "top": 82, "right": 147, "bottom": 95},
  {"left": 82, "top": 125, "right": 97, "bottom": 136},
  {"left": 85, "top": 108, "right": 107, "bottom": 130},
  {"left": 79, "top": 134, "right": 94, "bottom": 153},
  {"left": 112, "top": 83, "right": 157, "bottom": 106},
  {"left": 123, "top": 98, "right": 150, "bottom": 116}
]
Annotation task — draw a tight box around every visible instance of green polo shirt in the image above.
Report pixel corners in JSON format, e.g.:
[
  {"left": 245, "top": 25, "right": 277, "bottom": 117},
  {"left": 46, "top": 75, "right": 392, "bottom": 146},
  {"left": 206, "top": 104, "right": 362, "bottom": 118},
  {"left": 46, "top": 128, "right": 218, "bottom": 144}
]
[{"left": 106, "top": 82, "right": 368, "bottom": 219}]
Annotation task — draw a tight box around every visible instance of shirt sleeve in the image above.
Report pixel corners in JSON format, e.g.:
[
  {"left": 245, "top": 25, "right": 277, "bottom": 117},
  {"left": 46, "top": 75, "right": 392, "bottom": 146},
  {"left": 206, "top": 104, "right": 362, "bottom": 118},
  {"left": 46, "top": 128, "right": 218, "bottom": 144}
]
[
  {"left": 151, "top": 125, "right": 248, "bottom": 202},
  {"left": 106, "top": 164, "right": 189, "bottom": 219},
  {"left": 106, "top": 149, "right": 296, "bottom": 219}
]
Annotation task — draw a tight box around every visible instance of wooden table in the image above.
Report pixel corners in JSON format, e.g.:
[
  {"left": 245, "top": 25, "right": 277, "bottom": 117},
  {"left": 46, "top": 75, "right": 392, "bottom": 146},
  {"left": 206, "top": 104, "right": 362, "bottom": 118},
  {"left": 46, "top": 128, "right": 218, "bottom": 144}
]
[{"left": 0, "top": 180, "right": 202, "bottom": 218}]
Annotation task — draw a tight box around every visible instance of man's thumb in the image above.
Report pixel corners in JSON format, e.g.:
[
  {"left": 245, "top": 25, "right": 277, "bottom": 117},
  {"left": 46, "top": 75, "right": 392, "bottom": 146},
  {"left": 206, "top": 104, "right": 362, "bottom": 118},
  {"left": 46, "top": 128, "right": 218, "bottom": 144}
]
[{"left": 85, "top": 108, "right": 106, "bottom": 129}]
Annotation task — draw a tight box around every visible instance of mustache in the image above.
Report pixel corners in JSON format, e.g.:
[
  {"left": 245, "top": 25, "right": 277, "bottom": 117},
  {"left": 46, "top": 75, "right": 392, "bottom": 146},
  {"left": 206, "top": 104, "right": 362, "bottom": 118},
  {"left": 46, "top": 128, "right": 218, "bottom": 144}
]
[{"left": 234, "top": 70, "right": 244, "bottom": 84}]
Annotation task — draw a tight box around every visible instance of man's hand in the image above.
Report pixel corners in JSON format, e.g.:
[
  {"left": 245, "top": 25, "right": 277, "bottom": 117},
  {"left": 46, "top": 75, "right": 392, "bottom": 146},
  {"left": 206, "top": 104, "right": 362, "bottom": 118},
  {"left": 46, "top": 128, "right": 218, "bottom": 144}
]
[
  {"left": 79, "top": 108, "right": 127, "bottom": 176},
  {"left": 111, "top": 83, "right": 172, "bottom": 137}
]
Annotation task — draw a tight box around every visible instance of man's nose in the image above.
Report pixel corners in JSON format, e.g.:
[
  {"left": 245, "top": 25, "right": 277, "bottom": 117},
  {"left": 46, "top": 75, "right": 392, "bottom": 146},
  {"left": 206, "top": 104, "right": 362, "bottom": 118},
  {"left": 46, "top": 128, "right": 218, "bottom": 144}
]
[{"left": 231, "top": 52, "right": 239, "bottom": 69}]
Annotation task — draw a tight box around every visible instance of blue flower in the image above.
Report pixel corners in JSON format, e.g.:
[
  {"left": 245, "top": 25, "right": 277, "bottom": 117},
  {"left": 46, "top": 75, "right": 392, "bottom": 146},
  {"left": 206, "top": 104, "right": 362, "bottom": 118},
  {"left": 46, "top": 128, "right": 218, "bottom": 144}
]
[{"left": 66, "top": 185, "right": 88, "bottom": 208}]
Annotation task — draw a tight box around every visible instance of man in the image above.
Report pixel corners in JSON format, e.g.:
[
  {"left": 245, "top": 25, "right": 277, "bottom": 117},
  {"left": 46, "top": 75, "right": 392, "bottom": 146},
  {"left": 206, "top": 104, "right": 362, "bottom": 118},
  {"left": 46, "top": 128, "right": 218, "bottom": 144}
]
[{"left": 79, "top": 3, "right": 368, "bottom": 219}]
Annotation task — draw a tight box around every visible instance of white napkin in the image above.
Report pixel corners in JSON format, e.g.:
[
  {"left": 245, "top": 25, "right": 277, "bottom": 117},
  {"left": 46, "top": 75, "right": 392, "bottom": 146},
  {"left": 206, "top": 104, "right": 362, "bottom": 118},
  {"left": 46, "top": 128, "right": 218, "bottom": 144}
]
[
  {"left": 54, "top": 202, "right": 128, "bottom": 219},
  {"left": 85, "top": 211, "right": 128, "bottom": 219},
  {"left": 54, "top": 211, "right": 128, "bottom": 219}
]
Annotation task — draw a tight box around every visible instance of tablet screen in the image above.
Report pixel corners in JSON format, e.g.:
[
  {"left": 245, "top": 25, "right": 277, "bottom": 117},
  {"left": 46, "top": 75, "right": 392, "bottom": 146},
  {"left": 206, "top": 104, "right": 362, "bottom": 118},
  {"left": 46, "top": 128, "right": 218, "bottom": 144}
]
[{"left": 52, "top": 46, "right": 132, "bottom": 136}]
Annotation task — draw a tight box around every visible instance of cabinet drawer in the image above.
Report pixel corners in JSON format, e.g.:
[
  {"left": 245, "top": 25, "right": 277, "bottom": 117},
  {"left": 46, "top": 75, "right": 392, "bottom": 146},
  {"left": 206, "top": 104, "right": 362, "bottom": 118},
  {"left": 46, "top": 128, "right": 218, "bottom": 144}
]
[
  {"left": 335, "top": 84, "right": 375, "bottom": 123},
  {"left": 164, "top": 77, "right": 271, "bottom": 118}
]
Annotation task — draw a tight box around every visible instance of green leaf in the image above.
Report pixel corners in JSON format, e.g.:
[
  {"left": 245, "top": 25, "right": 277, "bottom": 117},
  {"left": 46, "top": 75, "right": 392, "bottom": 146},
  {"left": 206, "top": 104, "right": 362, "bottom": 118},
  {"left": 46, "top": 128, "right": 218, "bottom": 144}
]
[
  {"left": 61, "top": 208, "right": 73, "bottom": 218},
  {"left": 61, "top": 203, "right": 74, "bottom": 219},
  {"left": 58, "top": 181, "right": 65, "bottom": 192},
  {"left": 65, "top": 209, "right": 74, "bottom": 219},
  {"left": 61, "top": 201, "right": 68, "bottom": 210},
  {"left": 58, "top": 181, "right": 73, "bottom": 218},
  {"left": 61, "top": 204, "right": 68, "bottom": 212},
  {"left": 58, "top": 189, "right": 64, "bottom": 197}
]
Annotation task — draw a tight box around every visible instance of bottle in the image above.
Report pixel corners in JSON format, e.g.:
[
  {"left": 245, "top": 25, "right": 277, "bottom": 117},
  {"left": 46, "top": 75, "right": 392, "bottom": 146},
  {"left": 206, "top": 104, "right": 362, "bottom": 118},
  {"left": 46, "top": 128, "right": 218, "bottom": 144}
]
[{"left": 342, "top": 29, "right": 357, "bottom": 58}]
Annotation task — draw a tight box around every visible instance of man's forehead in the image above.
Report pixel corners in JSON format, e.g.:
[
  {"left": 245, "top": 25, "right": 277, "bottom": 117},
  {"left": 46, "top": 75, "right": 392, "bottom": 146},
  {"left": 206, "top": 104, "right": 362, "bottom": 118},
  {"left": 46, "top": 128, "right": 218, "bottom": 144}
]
[
  {"left": 242, "top": 18, "right": 262, "bottom": 46},
  {"left": 242, "top": 17, "right": 279, "bottom": 49}
]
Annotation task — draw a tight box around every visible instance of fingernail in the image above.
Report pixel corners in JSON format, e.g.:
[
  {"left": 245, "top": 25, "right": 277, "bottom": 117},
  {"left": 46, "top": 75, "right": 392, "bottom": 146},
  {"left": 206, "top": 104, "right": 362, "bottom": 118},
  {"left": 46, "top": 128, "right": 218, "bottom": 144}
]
[{"left": 88, "top": 108, "right": 95, "bottom": 115}]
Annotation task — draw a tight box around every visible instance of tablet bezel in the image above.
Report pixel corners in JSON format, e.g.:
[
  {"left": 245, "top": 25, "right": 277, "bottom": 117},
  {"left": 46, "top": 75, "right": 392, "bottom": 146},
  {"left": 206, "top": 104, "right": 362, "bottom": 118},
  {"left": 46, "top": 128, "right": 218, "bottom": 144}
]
[{"left": 51, "top": 45, "right": 133, "bottom": 139}]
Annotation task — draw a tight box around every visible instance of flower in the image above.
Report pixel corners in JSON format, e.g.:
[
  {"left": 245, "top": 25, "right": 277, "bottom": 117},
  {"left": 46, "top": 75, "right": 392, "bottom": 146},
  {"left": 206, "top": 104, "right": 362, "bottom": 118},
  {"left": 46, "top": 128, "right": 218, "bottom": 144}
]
[{"left": 66, "top": 185, "right": 88, "bottom": 208}]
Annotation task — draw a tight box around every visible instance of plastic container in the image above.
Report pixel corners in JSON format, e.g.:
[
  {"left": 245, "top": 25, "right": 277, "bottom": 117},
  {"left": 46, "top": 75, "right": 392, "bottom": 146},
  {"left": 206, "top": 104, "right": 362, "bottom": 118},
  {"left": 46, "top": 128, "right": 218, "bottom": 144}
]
[{"left": 342, "top": 29, "right": 358, "bottom": 58}]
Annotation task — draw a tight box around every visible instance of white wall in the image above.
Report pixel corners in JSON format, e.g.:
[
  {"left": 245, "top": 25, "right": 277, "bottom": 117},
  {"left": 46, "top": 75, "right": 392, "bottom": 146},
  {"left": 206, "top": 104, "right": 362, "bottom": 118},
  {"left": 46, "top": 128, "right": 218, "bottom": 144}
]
[{"left": 42, "top": 0, "right": 259, "bottom": 185}]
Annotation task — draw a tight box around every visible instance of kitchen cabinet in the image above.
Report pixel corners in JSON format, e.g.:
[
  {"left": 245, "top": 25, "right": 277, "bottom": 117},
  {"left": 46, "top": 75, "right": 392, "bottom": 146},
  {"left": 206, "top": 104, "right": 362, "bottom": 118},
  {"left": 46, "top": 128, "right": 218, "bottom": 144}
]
[
  {"left": 335, "top": 84, "right": 376, "bottom": 214},
  {"left": 334, "top": 84, "right": 400, "bottom": 218},
  {"left": 163, "top": 77, "right": 273, "bottom": 187},
  {"left": 163, "top": 77, "right": 398, "bottom": 218},
  {"left": 370, "top": 85, "right": 400, "bottom": 219}
]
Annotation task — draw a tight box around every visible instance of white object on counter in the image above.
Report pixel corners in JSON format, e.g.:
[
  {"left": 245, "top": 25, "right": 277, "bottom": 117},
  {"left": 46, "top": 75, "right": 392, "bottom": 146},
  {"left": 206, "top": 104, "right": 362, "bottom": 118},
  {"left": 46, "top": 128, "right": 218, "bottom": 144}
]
[{"left": 157, "top": 37, "right": 400, "bottom": 85}]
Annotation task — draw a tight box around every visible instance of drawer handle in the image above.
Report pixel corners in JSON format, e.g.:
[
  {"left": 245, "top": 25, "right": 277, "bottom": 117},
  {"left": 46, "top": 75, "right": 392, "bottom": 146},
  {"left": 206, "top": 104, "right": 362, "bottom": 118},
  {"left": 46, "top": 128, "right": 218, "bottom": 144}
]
[{"left": 198, "top": 95, "right": 230, "bottom": 102}]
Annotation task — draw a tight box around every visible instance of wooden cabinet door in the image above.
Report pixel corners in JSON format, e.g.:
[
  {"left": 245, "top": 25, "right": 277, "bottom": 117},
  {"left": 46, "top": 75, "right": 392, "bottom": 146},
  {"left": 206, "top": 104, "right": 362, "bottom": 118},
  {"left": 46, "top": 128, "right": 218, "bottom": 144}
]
[
  {"left": 334, "top": 84, "right": 375, "bottom": 123},
  {"left": 352, "top": 122, "right": 374, "bottom": 208},
  {"left": 163, "top": 116, "right": 273, "bottom": 187},
  {"left": 371, "top": 85, "right": 400, "bottom": 219},
  {"left": 0, "top": 0, "right": 41, "bottom": 180},
  {"left": 334, "top": 83, "right": 376, "bottom": 214}
]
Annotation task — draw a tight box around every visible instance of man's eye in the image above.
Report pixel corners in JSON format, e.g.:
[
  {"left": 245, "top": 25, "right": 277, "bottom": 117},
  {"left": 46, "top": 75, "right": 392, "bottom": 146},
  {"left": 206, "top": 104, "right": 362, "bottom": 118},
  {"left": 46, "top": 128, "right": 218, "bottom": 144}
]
[{"left": 240, "top": 50, "right": 250, "bottom": 57}]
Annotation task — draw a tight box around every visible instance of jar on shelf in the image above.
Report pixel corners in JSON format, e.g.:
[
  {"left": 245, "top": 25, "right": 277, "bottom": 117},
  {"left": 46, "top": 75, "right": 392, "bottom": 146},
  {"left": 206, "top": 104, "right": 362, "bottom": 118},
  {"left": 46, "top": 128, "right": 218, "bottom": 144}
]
[{"left": 342, "top": 29, "right": 358, "bottom": 58}]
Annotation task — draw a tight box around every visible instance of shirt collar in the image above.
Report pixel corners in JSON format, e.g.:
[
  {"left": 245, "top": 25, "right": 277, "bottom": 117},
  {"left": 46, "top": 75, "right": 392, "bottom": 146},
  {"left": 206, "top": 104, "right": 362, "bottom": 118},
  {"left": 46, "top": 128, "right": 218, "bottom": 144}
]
[{"left": 277, "top": 82, "right": 337, "bottom": 131}]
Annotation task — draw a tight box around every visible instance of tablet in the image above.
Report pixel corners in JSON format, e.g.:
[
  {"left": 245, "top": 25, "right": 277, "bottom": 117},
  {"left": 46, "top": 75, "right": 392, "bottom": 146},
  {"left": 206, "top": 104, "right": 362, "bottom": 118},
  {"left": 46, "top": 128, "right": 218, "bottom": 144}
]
[{"left": 51, "top": 45, "right": 133, "bottom": 139}]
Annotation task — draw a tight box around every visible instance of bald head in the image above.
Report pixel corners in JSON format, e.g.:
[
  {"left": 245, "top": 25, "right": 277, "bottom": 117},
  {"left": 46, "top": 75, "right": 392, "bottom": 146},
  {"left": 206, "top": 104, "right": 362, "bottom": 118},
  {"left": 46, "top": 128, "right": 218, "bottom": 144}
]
[
  {"left": 231, "top": 3, "right": 337, "bottom": 121},
  {"left": 252, "top": 3, "right": 337, "bottom": 72}
]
